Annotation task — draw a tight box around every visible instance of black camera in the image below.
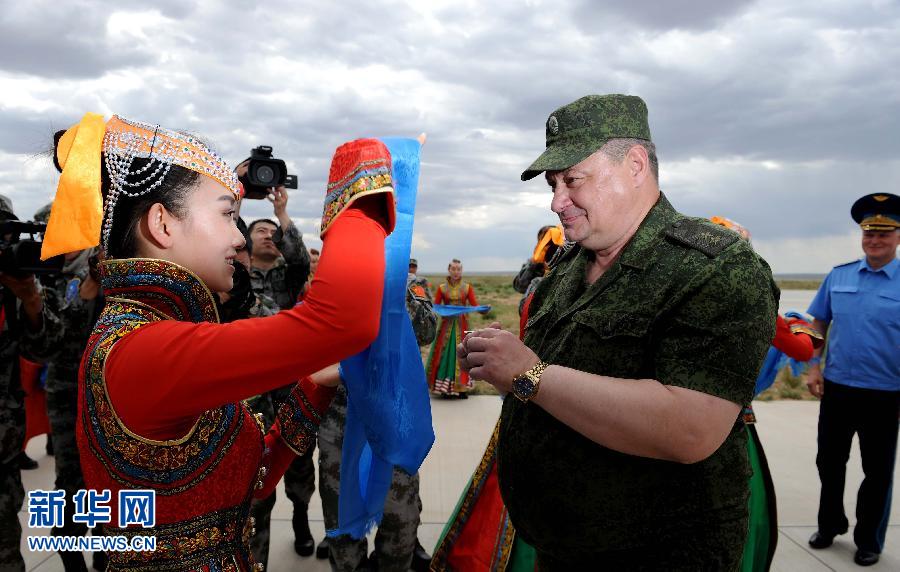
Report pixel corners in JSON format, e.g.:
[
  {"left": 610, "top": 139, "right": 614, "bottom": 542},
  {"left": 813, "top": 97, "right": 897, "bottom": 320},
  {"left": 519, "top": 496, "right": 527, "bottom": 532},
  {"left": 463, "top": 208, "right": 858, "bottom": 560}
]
[
  {"left": 239, "top": 146, "right": 299, "bottom": 200},
  {"left": 0, "top": 220, "right": 64, "bottom": 277}
]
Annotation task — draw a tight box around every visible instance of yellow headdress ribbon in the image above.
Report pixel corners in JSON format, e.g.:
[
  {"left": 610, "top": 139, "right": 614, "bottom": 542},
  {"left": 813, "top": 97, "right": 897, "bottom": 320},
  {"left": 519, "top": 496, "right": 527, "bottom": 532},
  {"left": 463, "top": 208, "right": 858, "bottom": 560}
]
[
  {"left": 41, "top": 112, "right": 107, "bottom": 260},
  {"left": 532, "top": 225, "right": 565, "bottom": 264}
]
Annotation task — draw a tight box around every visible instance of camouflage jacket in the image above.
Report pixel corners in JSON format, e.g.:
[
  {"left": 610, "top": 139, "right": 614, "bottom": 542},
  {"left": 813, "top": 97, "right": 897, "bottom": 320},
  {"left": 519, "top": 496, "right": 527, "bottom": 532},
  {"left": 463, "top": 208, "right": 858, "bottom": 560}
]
[
  {"left": 250, "top": 222, "right": 310, "bottom": 311},
  {"left": 498, "top": 193, "right": 778, "bottom": 557},
  {"left": 1, "top": 283, "right": 64, "bottom": 465},
  {"left": 40, "top": 249, "right": 103, "bottom": 391},
  {"left": 406, "top": 274, "right": 437, "bottom": 346}
]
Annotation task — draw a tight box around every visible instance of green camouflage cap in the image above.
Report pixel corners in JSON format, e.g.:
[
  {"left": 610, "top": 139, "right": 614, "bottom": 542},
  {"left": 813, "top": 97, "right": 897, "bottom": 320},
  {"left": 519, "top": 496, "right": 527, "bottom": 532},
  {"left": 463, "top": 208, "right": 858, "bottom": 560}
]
[
  {"left": 521, "top": 94, "right": 652, "bottom": 181},
  {"left": 33, "top": 202, "right": 53, "bottom": 223}
]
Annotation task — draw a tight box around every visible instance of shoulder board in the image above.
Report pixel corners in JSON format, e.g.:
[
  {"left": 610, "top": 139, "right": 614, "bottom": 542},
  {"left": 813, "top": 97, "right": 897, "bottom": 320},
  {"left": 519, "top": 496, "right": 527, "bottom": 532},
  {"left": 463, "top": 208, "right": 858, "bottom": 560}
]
[
  {"left": 833, "top": 259, "right": 858, "bottom": 269},
  {"left": 664, "top": 218, "right": 739, "bottom": 258}
]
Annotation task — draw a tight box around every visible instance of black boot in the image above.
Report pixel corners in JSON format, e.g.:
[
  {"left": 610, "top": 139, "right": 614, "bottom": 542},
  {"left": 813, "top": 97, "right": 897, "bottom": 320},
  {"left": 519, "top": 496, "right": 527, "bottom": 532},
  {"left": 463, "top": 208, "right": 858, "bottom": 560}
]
[
  {"left": 17, "top": 451, "right": 38, "bottom": 470},
  {"left": 92, "top": 549, "right": 108, "bottom": 572},
  {"left": 58, "top": 550, "right": 88, "bottom": 572},
  {"left": 315, "top": 538, "right": 330, "bottom": 560},
  {"left": 292, "top": 505, "right": 315, "bottom": 556},
  {"left": 411, "top": 540, "right": 432, "bottom": 572}
]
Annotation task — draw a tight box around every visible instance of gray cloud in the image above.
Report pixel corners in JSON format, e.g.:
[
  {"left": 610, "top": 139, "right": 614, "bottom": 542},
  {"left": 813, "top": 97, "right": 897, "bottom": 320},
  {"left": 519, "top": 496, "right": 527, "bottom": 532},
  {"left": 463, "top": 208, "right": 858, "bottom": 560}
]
[{"left": 1, "top": 0, "right": 898, "bottom": 273}]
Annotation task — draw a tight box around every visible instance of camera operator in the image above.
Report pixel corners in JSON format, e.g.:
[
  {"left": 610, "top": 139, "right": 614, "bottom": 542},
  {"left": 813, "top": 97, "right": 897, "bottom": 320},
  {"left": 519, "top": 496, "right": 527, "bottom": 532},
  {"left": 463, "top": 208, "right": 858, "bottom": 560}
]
[
  {"left": 1, "top": 194, "right": 64, "bottom": 572},
  {"left": 33, "top": 202, "right": 106, "bottom": 572},
  {"left": 236, "top": 160, "right": 311, "bottom": 313}
]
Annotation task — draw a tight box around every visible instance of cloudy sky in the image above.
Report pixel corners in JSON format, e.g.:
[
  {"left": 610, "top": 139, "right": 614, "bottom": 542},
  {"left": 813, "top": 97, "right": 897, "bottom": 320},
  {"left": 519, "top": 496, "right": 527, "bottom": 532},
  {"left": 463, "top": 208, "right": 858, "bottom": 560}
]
[{"left": 2, "top": 0, "right": 898, "bottom": 273}]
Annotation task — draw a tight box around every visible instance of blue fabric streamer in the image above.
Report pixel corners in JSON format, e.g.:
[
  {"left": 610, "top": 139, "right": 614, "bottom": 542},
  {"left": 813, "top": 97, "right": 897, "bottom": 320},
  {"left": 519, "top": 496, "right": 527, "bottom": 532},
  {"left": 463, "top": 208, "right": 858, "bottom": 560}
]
[
  {"left": 433, "top": 304, "right": 491, "bottom": 318},
  {"left": 331, "top": 138, "right": 436, "bottom": 539}
]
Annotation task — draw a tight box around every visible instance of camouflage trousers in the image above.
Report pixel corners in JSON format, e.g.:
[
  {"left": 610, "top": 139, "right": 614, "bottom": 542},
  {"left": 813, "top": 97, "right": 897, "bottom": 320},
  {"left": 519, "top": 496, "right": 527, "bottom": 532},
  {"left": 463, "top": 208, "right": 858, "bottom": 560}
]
[
  {"left": 246, "top": 390, "right": 316, "bottom": 569},
  {"left": 318, "top": 386, "right": 422, "bottom": 572},
  {"left": 0, "top": 464, "right": 25, "bottom": 572}
]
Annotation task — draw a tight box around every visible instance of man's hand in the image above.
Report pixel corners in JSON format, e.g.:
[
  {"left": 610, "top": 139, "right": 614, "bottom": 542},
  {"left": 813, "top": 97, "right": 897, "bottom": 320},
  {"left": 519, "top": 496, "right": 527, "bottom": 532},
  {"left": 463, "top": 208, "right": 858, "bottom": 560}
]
[
  {"left": 806, "top": 364, "right": 824, "bottom": 398},
  {"left": 0, "top": 272, "right": 43, "bottom": 329},
  {"left": 458, "top": 324, "right": 539, "bottom": 392},
  {"left": 268, "top": 186, "right": 292, "bottom": 229}
]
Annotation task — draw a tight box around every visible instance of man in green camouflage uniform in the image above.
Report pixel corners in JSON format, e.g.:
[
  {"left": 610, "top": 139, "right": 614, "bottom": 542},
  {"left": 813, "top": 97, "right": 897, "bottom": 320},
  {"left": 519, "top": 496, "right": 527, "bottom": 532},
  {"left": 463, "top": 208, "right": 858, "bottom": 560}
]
[
  {"left": 1, "top": 194, "right": 64, "bottom": 571},
  {"left": 317, "top": 275, "right": 437, "bottom": 571},
  {"left": 458, "top": 95, "right": 778, "bottom": 570},
  {"left": 244, "top": 186, "right": 319, "bottom": 556},
  {"left": 33, "top": 204, "right": 106, "bottom": 572}
]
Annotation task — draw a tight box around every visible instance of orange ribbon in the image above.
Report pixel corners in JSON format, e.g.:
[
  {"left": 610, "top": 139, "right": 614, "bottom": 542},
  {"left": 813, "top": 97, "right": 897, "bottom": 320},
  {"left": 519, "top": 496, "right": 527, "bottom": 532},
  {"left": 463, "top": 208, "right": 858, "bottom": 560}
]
[
  {"left": 531, "top": 225, "right": 565, "bottom": 264},
  {"left": 41, "top": 112, "right": 106, "bottom": 260}
]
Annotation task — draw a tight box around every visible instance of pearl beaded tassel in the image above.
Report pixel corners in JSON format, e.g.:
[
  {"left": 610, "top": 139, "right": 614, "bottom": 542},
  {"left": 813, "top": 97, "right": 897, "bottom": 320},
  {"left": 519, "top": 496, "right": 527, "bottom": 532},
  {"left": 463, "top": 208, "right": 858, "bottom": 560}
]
[{"left": 101, "top": 126, "right": 174, "bottom": 253}]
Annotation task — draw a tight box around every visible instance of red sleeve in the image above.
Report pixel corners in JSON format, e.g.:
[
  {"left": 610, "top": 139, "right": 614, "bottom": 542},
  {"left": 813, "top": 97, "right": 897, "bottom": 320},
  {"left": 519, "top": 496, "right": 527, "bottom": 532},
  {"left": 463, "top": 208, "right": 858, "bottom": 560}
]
[
  {"left": 771, "top": 314, "right": 815, "bottom": 361},
  {"left": 519, "top": 293, "right": 534, "bottom": 340},
  {"left": 466, "top": 284, "right": 479, "bottom": 306},
  {"left": 106, "top": 211, "right": 385, "bottom": 441},
  {"left": 433, "top": 284, "right": 445, "bottom": 304}
]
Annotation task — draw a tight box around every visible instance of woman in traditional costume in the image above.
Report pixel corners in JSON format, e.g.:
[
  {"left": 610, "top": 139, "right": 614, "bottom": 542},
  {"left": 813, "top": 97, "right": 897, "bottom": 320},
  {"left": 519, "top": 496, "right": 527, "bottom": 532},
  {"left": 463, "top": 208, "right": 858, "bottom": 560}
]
[
  {"left": 41, "top": 113, "right": 395, "bottom": 571},
  {"left": 425, "top": 259, "right": 485, "bottom": 398}
]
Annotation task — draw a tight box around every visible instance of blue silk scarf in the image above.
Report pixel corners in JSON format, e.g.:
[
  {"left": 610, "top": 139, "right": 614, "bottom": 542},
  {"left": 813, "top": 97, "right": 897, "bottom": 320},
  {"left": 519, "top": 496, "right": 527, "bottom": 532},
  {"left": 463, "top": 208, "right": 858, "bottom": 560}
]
[
  {"left": 332, "top": 138, "right": 435, "bottom": 539},
  {"left": 433, "top": 304, "right": 491, "bottom": 318}
]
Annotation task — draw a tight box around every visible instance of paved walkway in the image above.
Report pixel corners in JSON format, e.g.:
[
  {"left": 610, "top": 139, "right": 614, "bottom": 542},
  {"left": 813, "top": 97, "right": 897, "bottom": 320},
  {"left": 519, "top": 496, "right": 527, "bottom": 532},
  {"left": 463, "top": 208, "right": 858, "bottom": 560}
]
[{"left": 20, "top": 398, "right": 899, "bottom": 571}]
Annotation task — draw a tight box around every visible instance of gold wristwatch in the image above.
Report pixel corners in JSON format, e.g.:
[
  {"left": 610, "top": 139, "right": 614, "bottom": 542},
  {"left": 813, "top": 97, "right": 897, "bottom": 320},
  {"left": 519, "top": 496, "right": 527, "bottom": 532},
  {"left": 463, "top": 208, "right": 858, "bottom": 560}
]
[{"left": 512, "top": 361, "right": 549, "bottom": 402}]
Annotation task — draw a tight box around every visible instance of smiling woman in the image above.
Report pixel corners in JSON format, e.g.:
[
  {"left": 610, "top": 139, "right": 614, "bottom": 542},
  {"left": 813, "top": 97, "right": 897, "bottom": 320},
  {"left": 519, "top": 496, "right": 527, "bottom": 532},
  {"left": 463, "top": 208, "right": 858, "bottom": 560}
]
[{"left": 43, "top": 113, "right": 393, "bottom": 571}]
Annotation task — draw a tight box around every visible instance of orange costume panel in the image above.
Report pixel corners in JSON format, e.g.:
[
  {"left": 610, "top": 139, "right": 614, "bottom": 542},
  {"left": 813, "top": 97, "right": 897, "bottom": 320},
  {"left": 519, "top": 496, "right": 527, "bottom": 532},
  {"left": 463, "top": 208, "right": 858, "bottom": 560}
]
[{"left": 77, "top": 212, "right": 384, "bottom": 571}]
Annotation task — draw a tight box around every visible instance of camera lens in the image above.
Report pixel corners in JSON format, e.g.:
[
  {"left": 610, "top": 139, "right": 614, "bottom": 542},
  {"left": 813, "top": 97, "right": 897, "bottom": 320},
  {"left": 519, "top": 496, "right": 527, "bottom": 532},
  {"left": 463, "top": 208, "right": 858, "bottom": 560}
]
[{"left": 256, "top": 165, "right": 276, "bottom": 185}]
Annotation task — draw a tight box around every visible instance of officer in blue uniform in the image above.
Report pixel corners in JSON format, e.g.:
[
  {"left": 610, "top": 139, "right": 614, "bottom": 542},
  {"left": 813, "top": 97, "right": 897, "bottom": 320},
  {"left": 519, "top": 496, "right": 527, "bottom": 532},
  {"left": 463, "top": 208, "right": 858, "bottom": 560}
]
[{"left": 805, "top": 192, "right": 900, "bottom": 567}]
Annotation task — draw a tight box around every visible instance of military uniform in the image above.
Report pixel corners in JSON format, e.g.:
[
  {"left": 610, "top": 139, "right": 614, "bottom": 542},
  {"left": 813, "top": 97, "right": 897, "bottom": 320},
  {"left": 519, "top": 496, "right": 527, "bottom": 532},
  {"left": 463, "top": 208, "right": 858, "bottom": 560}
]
[
  {"left": 318, "top": 280, "right": 437, "bottom": 571},
  {"left": 807, "top": 193, "right": 900, "bottom": 563},
  {"left": 249, "top": 222, "right": 310, "bottom": 312},
  {"left": 498, "top": 194, "right": 778, "bottom": 569},
  {"left": 1, "top": 283, "right": 64, "bottom": 571}
]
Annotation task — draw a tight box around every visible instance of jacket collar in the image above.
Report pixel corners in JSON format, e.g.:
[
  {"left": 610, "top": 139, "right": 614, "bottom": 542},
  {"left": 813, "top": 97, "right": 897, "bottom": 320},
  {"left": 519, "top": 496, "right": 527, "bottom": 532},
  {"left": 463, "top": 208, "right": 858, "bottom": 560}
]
[{"left": 100, "top": 258, "right": 220, "bottom": 323}]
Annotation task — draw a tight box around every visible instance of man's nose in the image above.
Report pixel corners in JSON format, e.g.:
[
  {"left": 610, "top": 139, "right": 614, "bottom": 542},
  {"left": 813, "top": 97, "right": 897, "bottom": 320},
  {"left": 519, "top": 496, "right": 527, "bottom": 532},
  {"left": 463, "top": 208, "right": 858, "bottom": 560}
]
[{"left": 550, "top": 185, "right": 569, "bottom": 214}]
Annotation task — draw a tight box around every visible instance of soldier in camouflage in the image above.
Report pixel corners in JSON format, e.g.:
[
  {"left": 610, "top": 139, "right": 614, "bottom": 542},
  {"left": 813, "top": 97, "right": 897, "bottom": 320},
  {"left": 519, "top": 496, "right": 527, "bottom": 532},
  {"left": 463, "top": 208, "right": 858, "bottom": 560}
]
[
  {"left": 242, "top": 184, "right": 319, "bottom": 557},
  {"left": 1, "top": 194, "right": 65, "bottom": 571},
  {"left": 214, "top": 216, "right": 284, "bottom": 570},
  {"left": 458, "top": 95, "right": 778, "bottom": 570},
  {"left": 33, "top": 203, "right": 106, "bottom": 572},
  {"left": 317, "top": 275, "right": 437, "bottom": 571}
]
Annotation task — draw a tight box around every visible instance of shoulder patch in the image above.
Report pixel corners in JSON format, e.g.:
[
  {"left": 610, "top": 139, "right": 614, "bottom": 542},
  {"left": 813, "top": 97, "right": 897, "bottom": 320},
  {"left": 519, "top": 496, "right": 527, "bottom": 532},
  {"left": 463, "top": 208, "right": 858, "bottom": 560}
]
[{"left": 665, "top": 218, "right": 740, "bottom": 258}]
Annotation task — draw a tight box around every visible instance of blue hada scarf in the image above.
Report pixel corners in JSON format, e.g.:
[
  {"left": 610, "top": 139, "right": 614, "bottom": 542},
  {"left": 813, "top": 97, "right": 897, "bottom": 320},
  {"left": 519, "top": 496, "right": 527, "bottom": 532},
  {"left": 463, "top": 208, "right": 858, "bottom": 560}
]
[{"left": 332, "top": 138, "right": 435, "bottom": 539}]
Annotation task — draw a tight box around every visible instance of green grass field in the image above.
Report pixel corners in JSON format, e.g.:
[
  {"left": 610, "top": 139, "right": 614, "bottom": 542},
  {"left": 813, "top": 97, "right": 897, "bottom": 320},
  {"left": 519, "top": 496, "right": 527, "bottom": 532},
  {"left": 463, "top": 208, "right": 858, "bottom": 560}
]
[{"left": 421, "top": 273, "right": 819, "bottom": 399}]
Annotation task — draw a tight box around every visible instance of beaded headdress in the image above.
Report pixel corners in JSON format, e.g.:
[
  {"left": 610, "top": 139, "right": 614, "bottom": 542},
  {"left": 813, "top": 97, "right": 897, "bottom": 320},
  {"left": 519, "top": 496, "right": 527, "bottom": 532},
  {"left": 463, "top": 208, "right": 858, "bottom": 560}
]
[
  {"left": 100, "top": 116, "right": 241, "bottom": 252},
  {"left": 41, "top": 113, "right": 241, "bottom": 260}
]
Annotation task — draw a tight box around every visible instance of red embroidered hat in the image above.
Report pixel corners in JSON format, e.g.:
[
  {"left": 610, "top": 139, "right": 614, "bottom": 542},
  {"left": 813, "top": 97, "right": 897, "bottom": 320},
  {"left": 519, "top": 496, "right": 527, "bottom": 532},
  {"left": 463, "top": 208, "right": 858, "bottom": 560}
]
[{"left": 321, "top": 138, "right": 395, "bottom": 237}]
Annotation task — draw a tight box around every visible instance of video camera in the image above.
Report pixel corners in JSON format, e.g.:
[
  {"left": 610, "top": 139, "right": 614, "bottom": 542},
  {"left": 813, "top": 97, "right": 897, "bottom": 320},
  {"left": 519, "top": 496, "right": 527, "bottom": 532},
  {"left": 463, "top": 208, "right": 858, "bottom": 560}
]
[
  {"left": 0, "top": 220, "right": 64, "bottom": 277},
  {"left": 238, "top": 146, "right": 299, "bottom": 200}
]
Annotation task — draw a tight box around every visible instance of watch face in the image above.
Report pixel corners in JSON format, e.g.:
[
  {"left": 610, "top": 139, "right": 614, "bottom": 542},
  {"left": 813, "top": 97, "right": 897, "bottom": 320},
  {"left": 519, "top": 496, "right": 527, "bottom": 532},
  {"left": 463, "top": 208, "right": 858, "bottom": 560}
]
[{"left": 513, "top": 375, "right": 536, "bottom": 400}]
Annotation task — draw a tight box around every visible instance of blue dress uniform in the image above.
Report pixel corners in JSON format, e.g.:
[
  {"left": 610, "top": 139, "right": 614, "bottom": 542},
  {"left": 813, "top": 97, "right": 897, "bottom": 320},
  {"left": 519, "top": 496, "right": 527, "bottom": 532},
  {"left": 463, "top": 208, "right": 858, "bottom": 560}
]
[{"left": 807, "top": 193, "right": 900, "bottom": 557}]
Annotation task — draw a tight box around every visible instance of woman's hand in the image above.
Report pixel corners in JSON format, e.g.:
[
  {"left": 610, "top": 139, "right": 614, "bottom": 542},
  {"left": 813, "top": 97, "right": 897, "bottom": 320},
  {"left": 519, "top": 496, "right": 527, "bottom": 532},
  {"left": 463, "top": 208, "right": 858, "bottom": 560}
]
[{"left": 309, "top": 364, "right": 342, "bottom": 388}]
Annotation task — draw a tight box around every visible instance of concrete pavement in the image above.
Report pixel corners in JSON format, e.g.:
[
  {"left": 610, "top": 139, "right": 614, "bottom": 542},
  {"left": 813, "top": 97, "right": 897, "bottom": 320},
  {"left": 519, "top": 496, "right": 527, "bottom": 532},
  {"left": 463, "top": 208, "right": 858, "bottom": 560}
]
[{"left": 19, "top": 398, "right": 899, "bottom": 571}]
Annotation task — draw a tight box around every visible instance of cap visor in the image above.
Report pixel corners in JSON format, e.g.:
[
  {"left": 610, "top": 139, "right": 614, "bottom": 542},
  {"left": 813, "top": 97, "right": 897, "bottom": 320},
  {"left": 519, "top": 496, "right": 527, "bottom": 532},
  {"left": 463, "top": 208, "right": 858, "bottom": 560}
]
[{"left": 520, "top": 138, "right": 607, "bottom": 181}]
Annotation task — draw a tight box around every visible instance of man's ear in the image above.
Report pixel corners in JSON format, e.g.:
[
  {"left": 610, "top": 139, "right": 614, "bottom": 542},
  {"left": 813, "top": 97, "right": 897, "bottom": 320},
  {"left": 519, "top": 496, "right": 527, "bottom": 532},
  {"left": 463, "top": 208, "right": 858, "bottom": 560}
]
[
  {"left": 142, "top": 203, "right": 177, "bottom": 249},
  {"left": 626, "top": 144, "right": 650, "bottom": 187}
]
